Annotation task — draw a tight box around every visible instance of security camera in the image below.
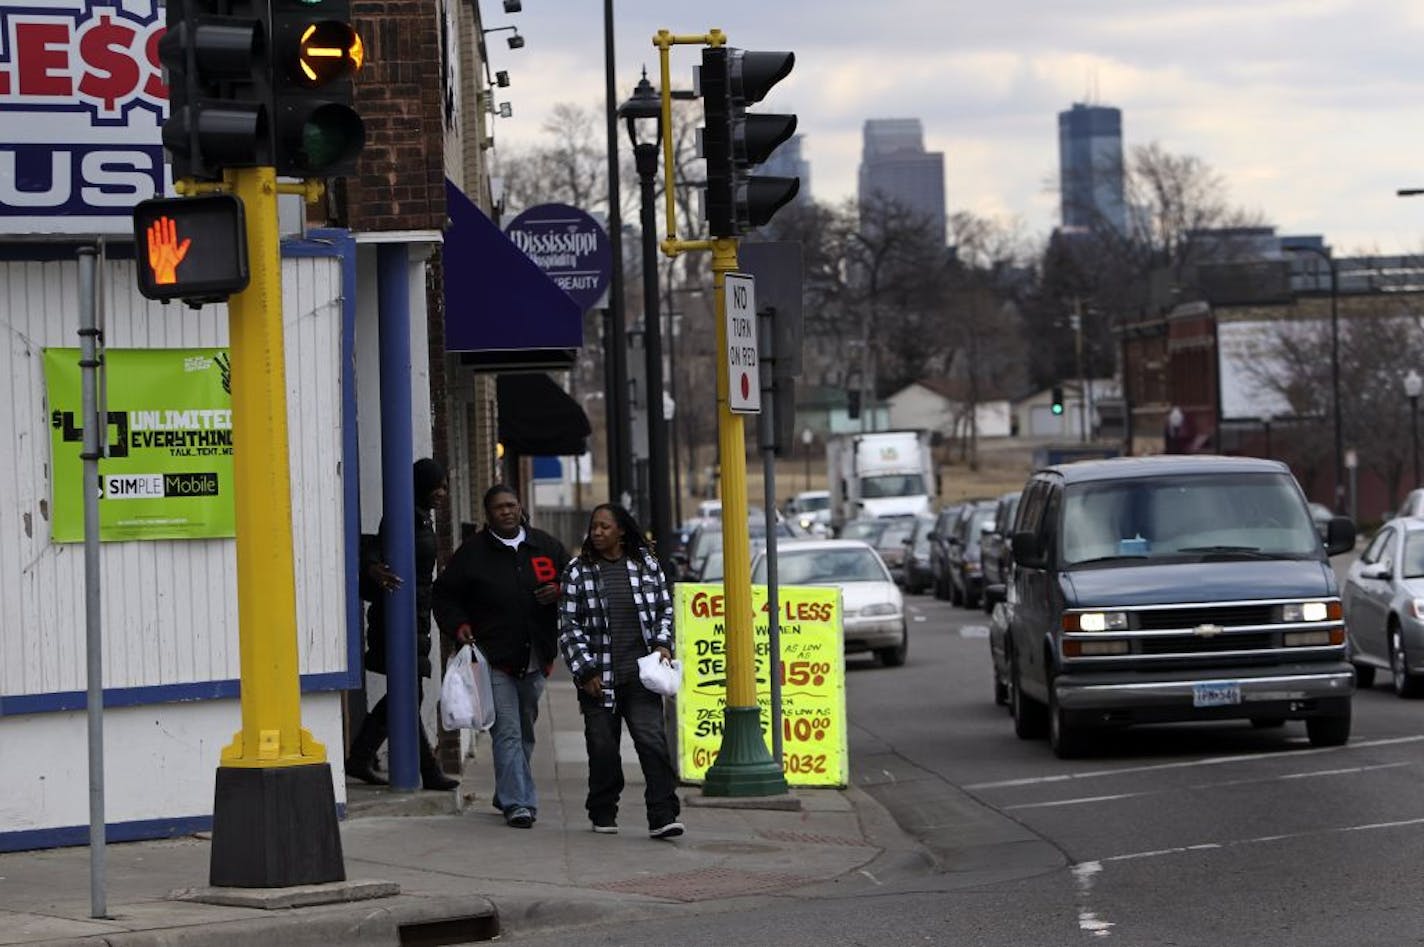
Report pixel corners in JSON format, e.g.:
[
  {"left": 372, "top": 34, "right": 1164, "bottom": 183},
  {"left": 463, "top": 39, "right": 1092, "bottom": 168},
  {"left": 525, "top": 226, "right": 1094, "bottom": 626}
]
[{"left": 503, "top": 0, "right": 522, "bottom": 11}]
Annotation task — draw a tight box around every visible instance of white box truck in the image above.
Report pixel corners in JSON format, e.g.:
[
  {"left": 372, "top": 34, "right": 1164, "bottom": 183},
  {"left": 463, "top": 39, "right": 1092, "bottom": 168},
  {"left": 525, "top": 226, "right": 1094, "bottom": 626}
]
[{"left": 826, "top": 430, "right": 935, "bottom": 530}]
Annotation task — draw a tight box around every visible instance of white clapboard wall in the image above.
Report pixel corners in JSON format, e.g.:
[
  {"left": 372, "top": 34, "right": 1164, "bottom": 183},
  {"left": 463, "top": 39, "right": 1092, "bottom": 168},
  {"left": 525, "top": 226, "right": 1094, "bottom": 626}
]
[{"left": 0, "top": 253, "right": 347, "bottom": 700}]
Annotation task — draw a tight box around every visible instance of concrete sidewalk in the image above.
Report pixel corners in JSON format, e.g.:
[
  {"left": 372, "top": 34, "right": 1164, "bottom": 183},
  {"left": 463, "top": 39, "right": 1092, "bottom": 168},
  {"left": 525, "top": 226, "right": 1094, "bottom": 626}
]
[{"left": 0, "top": 678, "right": 926, "bottom": 945}]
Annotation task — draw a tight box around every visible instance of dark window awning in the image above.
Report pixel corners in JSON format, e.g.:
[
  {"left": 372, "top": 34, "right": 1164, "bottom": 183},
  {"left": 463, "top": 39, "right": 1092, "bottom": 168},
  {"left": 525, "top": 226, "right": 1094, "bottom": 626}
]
[
  {"left": 443, "top": 180, "right": 583, "bottom": 369},
  {"left": 496, "top": 373, "right": 591, "bottom": 457}
]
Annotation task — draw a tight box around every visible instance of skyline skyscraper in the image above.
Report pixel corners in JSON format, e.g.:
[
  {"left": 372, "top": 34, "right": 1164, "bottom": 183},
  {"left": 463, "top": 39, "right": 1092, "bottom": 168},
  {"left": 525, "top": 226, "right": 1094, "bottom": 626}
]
[
  {"left": 857, "top": 118, "right": 946, "bottom": 247},
  {"left": 1058, "top": 102, "right": 1126, "bottom": 234}
]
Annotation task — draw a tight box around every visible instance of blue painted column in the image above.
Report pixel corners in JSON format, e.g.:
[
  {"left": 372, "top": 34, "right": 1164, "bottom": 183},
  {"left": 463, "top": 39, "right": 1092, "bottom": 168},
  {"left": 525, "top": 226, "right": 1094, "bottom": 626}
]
[{"left": 378, "top": 242, "right": 419, "bottom": 792}]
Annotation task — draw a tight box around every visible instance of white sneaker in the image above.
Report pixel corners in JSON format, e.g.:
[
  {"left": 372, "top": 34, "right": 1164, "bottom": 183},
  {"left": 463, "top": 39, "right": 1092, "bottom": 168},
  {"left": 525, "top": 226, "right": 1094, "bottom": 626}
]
[{"left": 649, "top": 820, "right": 685, "bottom": 839}]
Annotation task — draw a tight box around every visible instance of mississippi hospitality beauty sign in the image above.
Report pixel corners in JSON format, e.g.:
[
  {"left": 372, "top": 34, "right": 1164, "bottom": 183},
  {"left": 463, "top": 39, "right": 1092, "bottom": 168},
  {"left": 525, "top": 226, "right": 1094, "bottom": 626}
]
[
  {"left": 673, "top": 584, "right": 848, "bottom": 787},
  {"left": 45, "top": 347, "right": 235, "bottom": 541}
]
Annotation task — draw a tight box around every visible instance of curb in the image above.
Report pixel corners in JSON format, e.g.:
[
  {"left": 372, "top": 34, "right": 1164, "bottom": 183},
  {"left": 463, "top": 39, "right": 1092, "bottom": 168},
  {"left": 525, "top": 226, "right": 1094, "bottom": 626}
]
[{"left": 41, "top": 894, "right": 498, "bottom": 947}]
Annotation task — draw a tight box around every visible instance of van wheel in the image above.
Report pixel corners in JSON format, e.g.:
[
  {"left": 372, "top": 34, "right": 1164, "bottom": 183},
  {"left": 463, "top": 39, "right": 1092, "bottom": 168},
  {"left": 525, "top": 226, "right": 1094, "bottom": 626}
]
[
  {"left": 1306, "top": 705, "right": 1351, "bottom": 747},
  {"left": 1354, "top": 663, "right": 1376, "bottom": 689},
  {"left": 1391, "top": 626, "right": 1424, "bottom": 698},
  {"left": 1011, "top": 658, "right": 1048, "bottom": 740},
  {"left": 1048, "top": 680, "right": 1086, "bottom": 759}
]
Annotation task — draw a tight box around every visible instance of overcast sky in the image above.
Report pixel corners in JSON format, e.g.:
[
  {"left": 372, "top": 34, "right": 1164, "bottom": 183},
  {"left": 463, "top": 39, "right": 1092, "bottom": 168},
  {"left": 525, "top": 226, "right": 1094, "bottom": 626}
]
[{"left": 483, "top": 1, "right": 1424, "bottom": 255}]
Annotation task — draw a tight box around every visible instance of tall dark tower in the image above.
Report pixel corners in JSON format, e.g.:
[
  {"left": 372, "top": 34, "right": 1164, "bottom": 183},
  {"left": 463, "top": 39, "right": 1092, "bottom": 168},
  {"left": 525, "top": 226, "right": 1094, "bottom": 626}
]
[{"left": 1058, "top": 103, "right": 1125, "bottom": 233}]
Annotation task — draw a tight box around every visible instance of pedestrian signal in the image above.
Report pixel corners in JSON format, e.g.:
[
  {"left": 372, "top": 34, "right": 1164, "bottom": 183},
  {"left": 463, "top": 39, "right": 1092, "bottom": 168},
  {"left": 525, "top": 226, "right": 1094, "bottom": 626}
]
[{"left": 133, "top": 195, "right": 250, "bottom": 305}]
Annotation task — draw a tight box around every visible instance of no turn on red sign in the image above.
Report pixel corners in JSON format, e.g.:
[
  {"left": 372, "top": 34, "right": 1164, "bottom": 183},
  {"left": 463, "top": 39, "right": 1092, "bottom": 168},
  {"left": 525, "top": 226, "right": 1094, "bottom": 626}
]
[{"left": 725, "top": 272, "right": 761, "bottom": 414}]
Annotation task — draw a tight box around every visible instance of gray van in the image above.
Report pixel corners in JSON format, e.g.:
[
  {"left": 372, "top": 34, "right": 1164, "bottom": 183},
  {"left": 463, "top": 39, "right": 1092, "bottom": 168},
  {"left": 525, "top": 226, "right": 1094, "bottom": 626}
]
[{"left": 995, "top": 455, "right": 1357, "bottom": 758}]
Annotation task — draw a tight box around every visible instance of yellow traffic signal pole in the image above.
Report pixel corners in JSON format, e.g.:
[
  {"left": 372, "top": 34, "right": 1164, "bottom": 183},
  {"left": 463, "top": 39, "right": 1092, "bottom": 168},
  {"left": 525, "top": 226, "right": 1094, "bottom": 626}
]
[
  {"left": 206, "top": 165, "right": 345, "bottom": 886},
  {"left": 656, "top": 29, "right": 787, "bottom": 796}
]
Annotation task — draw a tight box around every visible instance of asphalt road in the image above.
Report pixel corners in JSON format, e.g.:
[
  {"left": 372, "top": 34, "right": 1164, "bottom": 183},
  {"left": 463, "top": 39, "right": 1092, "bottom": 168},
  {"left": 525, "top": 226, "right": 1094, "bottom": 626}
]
[{"left": 512, "top": 578, "right": 1424, "bottom": 945}]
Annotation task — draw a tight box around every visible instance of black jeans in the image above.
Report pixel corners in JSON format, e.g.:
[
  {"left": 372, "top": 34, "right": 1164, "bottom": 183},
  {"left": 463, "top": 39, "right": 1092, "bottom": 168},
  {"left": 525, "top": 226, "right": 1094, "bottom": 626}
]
[{"left": 580, "top": 682, "right": 680, "bottom": 828}]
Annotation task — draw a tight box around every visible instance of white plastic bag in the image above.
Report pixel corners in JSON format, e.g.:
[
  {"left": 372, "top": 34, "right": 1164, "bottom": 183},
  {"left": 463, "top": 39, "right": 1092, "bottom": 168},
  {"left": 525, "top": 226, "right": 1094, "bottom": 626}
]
[
  {"left": 637, "top": 651, "right": 682, "bottom": 697},
  {"left": 440, "top": 644, "right": 495, "bottom": 731}
]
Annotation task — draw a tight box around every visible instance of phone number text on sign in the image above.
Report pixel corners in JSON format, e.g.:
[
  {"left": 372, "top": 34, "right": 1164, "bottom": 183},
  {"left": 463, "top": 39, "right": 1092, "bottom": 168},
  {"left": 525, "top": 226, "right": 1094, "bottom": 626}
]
[{"left": 674, "top": 583, "right": 848, "bottom": 787}]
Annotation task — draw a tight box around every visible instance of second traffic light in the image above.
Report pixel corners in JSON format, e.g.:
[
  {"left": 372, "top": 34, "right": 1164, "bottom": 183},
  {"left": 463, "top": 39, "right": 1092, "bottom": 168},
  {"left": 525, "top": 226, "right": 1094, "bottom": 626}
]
[
  {"left": 1051, "top": 386, "right": 1065, "bottom": 416},
  {"left": 268, "top": 0, "right": 366, "bottom": 177},
  {"left": 160, "top": 0, "right": 272, "bottom": 181},
  {"left": 701, "top": 46, "right": 799, "bottom": 238}
]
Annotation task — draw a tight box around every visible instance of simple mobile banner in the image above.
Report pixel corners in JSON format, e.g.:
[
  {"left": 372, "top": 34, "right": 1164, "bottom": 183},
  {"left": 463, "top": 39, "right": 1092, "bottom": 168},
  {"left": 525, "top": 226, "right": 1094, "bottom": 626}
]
[
  {"left": 45, "top": 347, "right": 236, "bottom": 542},
  {"left": 673, "top": 583, "right": 848, "bottom": 787}
]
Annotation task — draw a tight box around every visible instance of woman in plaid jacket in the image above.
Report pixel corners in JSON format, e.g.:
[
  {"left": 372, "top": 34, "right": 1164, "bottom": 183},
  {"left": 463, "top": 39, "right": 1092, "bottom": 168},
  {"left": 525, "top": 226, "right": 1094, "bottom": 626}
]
[{"left": 559, "top": 503, "right": 684, "bottom": 839}]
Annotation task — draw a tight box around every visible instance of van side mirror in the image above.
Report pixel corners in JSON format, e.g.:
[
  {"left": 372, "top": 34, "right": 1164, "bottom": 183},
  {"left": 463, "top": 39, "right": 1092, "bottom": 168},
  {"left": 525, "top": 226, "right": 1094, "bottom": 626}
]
[
  {"left": 1325, "top": 516, "right": 1356, "bottom": 557},
  {"left": 1011, "top": 530, "right": 1043, "bottom": 566}
]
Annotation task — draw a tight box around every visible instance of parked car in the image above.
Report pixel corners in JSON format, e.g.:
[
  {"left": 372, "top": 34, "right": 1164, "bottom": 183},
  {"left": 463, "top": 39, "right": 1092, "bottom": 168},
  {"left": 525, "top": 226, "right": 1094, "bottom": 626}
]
[
  {"left": 901, "top": 513, "right": 937, "bottom": 594},
  {"left": 752, "top": 538, "right": 907, "bottom": 666},
  {"left": 872, "top": 516, "right": 919, "bottom": 586},
  {"left": 928, "top": 501, "right": 969, "bottom": 601},
  {"left": 980, "top": 491, "right": 1021, "bottom": 613},
  {"left": 1341, "top": 517, "right": 1424, "bottom": 696},
  {"left": 1005, "top": 455, "right": 1356, "bottom": 758},
  {"left": 946, "top": 499, "right": 998, "bottom": 609}
]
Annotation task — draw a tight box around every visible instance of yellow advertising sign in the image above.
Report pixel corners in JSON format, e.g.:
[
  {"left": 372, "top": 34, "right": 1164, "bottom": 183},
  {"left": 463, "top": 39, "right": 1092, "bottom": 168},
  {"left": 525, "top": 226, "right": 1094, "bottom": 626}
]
[{"left": 674, "top": 583, "right": 848, "bottom": 787}]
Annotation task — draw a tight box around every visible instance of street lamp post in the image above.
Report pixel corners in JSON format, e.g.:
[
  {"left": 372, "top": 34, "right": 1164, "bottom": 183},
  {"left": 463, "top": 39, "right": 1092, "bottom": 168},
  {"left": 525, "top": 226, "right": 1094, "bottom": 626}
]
[
  {"left": 619, "top": 72, "right": 673, "bottom": 556},
  {"left": 1406, "top": 369, "right": 1422, "bottom": 489},
  {"left": 1261, "top": 412, "right": 1273, "bottom": 460},
  {"left": 801, "top": 427, "right": 814, "bottom": 490},
  {"left": 600, "top": 0, "right": 632, "bottom": 506},
  {"left": 1285, "top": 244, "right": 1344, "bottom": 512}
]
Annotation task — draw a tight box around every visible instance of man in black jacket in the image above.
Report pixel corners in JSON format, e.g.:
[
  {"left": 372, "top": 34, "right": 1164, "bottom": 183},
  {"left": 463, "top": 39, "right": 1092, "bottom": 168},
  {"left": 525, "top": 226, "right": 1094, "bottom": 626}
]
[
  {"left": 347, "top": 458, "right": 459, "bottom": 791},
  {"left": 433, "top": 485, "right": 569, "bottom": 828}
]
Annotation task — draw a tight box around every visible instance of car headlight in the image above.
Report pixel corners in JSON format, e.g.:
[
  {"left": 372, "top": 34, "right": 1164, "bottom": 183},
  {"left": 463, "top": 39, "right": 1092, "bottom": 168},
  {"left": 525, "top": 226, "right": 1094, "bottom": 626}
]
[
  {"left": 1065, "top": 611, "right": 1129, "bottom": 632},
  {"left": 1281, "top": 601, "right": 1337, "bottom": 623},
  {"left": 1409, "top": 599, "right": 1424, "bottom": 620},
  {"left": 860, "top": 602, "right": 898, "bottom": 617}
]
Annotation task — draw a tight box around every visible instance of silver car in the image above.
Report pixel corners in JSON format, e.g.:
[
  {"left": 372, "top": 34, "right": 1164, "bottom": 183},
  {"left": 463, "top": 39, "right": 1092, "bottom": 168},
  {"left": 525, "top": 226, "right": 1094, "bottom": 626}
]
[
  {"left": 1342, "top": 517, "right": 1424, "bottom": 696},
  {"left": 752, "top": 539, "right": 908, "bottom": 667}
]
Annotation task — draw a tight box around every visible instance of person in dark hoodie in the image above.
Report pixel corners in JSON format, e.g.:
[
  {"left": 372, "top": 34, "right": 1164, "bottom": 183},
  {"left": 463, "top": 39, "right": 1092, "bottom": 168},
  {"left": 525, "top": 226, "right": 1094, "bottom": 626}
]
[
  {"left": 433, "top": 484, "right": 569, "bottom": 828},
  {"left": 345, "top": 458, "right": 459, "bottom": 791}
]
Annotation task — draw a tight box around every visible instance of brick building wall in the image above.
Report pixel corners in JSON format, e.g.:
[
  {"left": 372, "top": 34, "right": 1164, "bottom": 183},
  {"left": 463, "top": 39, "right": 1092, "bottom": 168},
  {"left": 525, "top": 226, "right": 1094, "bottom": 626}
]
[{"left": 347, "top": 0, "right": 447, "bottom": 232}]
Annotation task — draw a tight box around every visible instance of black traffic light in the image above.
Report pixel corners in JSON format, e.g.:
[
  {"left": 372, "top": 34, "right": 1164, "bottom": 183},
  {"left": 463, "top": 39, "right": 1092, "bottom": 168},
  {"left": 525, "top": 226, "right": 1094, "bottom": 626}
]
[
  {"left": 159, "top": 0, "right": 272, "bottom": 181},
  {"left": 1051, "top": 386, "right": 1065, "bottom": 416},
  {"left": 268, "top": 0, "right": 365, "bottom": 177},
  {"left": 701, "top": 46, "right": 799, "bottom": 237},
  {"left": 133, "top": 195, "right": 250, "bottom": 304}
]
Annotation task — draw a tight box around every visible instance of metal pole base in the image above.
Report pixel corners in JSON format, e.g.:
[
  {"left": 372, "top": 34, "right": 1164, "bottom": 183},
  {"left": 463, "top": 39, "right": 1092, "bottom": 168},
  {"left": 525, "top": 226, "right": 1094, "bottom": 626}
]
[
  {"left": 210, "top": 764, "right": 345, "bottom": 888},
  {"left": 701, "top": 706, "right": 788, "bottom": 797}
]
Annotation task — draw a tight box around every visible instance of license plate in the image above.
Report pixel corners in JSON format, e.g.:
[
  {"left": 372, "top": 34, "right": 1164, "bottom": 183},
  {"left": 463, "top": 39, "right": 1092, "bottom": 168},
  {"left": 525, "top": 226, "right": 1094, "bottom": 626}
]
[{"left": 1193, "top": 681, "right": 1242, "bottom": 707}]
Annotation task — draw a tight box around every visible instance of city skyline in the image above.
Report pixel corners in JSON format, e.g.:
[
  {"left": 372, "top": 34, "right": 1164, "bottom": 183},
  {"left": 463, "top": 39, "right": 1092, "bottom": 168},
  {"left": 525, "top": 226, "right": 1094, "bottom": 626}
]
[{"left": 485, "top": 1, "right": 1424, "bottom": 254}]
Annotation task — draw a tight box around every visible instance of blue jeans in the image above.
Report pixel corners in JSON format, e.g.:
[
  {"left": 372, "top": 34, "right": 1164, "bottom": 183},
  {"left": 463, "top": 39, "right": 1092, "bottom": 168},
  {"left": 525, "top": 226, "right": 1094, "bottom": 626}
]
[{"left": 488, "top": 667, "right": 544, "bottom": 815}]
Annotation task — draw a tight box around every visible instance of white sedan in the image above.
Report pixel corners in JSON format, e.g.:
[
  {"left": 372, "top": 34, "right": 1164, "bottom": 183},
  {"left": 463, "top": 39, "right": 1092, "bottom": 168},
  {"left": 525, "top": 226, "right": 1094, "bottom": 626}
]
[{"left": 751, "top": 538, "right": 908, "bottom": 667}]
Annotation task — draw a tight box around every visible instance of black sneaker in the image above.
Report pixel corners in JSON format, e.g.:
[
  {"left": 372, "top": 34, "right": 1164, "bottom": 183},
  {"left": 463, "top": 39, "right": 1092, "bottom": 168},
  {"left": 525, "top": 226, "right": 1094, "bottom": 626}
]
[
  {"left": 506, "top": 807, "right": 534, "bottom": 829},
  {"left": 649, "top": 820, "right": 684, "bottom": 839},
  {"left": 591, "top": 818, "right": 618, "bottom": 835}
]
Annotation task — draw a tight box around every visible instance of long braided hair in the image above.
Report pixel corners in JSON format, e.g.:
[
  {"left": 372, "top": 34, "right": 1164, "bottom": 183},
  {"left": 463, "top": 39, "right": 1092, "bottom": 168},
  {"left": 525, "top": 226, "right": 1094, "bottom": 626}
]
[{"left": 578, "top": 503, "right": 648, "bottom": 563}]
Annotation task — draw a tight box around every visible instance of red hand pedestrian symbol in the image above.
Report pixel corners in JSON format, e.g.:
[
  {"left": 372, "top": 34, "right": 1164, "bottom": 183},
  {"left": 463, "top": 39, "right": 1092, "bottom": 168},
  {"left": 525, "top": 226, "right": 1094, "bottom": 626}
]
[{"left": 146, "top": 215, "right": 191, "bottom": 285}]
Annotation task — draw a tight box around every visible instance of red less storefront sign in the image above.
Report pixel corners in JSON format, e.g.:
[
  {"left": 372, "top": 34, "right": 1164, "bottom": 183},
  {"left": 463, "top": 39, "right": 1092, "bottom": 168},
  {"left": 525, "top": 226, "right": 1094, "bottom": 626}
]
[{"left": 0, "top": 0, "right": 171, "bottom": 235}]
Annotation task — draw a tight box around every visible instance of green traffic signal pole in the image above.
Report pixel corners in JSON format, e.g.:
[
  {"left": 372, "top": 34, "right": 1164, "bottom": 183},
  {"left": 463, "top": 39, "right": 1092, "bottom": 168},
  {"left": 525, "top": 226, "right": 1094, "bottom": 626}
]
[{"left": 655, "top": 27, "right": 786, "bottom": 797}]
